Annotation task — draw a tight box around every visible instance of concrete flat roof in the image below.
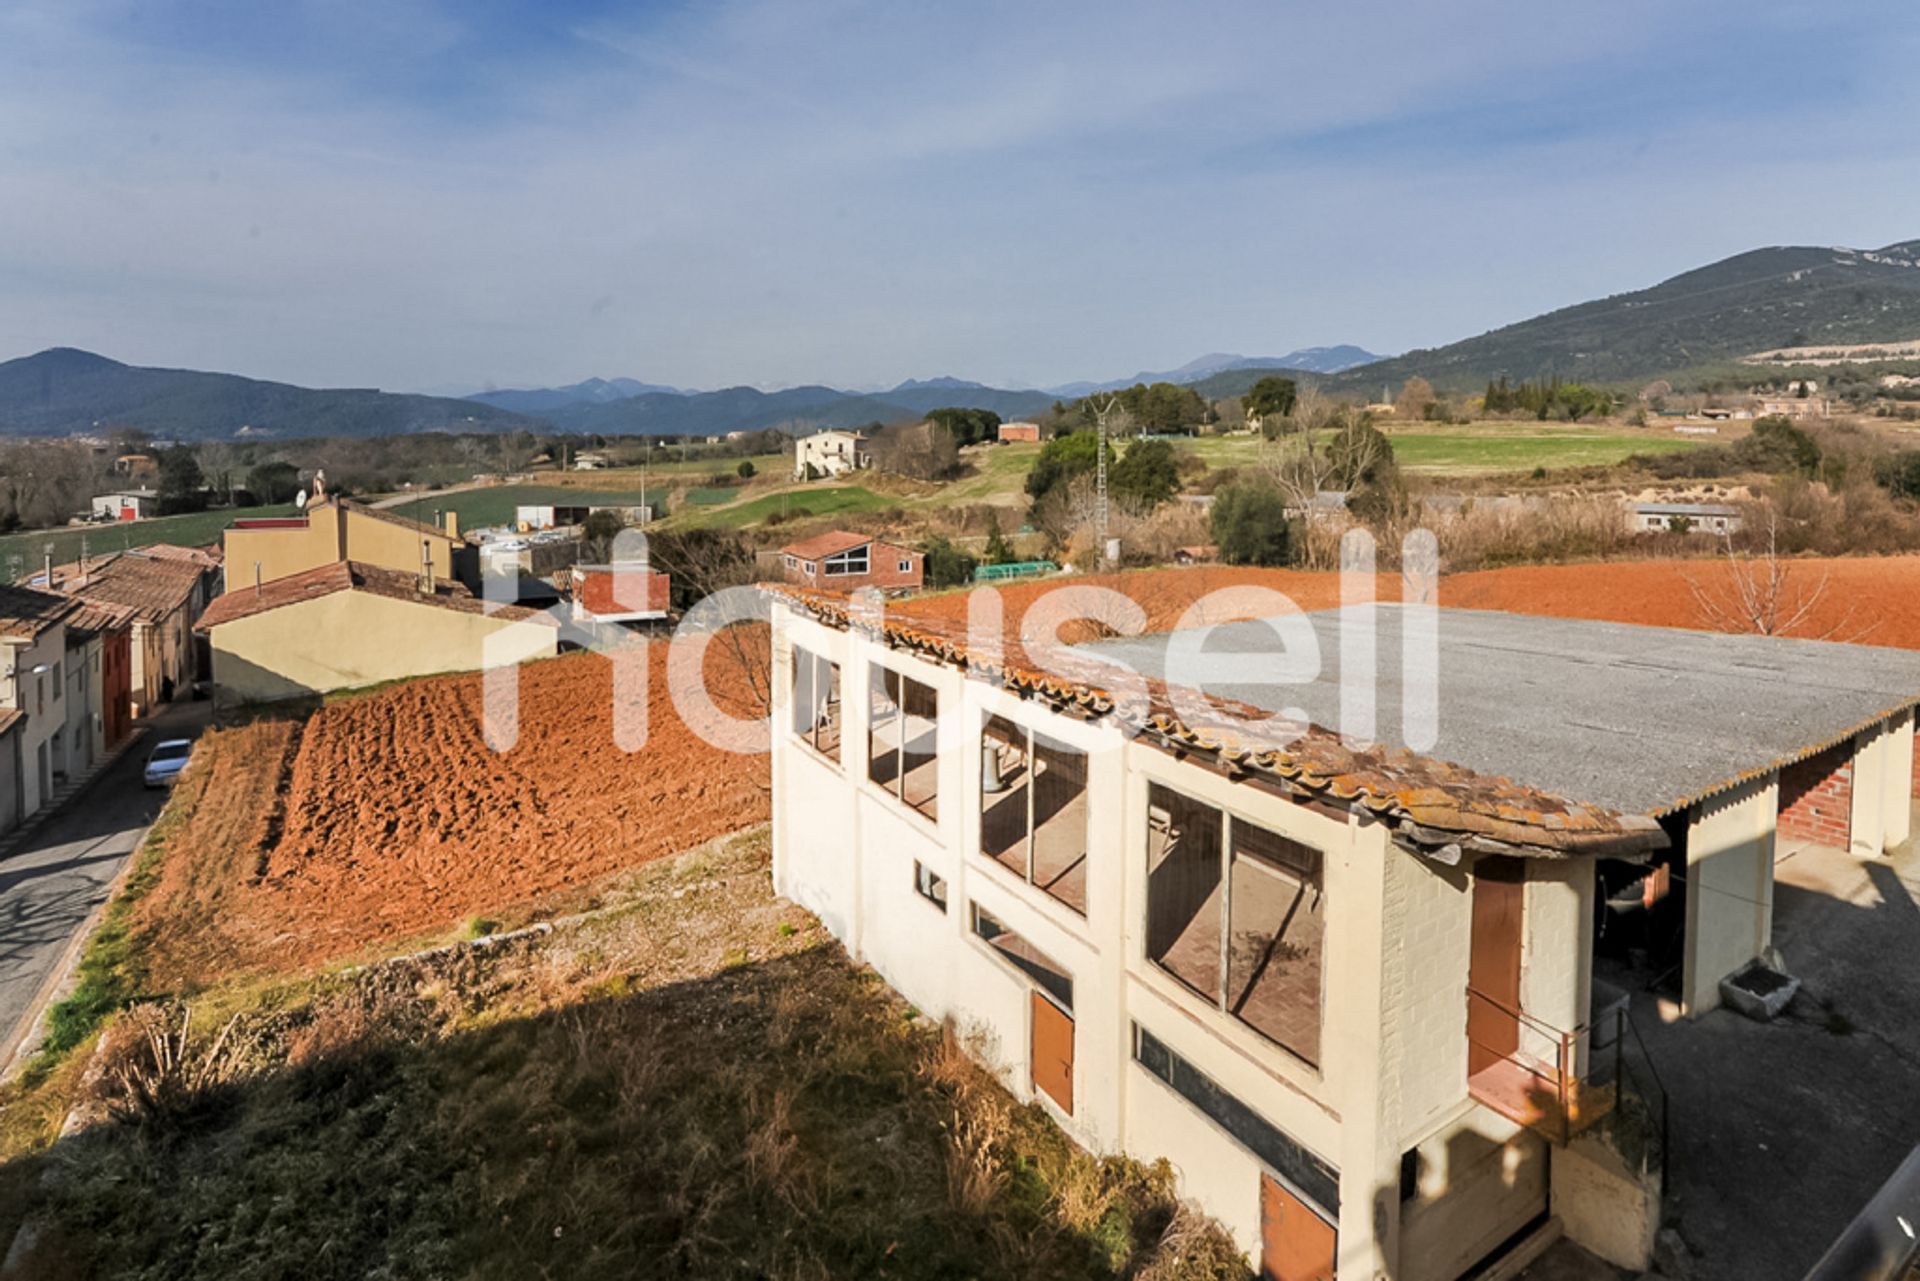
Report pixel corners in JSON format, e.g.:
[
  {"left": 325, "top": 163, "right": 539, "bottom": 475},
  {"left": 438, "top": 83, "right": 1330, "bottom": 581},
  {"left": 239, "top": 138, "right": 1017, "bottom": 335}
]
[{"left": 1080, "top": 605, "right": 1920, "bottom": 817}]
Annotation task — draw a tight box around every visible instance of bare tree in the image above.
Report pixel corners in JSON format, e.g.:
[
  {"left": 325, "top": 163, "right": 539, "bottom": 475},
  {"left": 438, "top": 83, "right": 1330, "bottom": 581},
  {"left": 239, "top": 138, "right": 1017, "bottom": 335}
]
[
  {"left": 1394, "top": 376, "right": 1436, "bottom": 420},
  {"left": 646, "top": 528, "right": 775, "bottom": 722},
  {"left": 869, "top": 420, "right": 960, "bottom": 480},
  {"left": 1251, "top": 395, "right": 1394, "bottom": 513},
  {"left": 1687, "top": 508, "right": 1859, "bottom": 639}
]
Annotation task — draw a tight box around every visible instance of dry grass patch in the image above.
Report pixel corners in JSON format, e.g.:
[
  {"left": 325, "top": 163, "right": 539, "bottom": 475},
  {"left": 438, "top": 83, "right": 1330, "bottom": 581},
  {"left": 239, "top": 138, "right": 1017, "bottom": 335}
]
[{"left": 0, "top": 831, "right": 1246, "bottom": 1281}]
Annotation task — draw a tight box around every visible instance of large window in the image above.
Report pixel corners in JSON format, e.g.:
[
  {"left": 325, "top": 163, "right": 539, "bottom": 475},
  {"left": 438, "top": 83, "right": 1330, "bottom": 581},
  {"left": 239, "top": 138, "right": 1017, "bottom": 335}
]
[
  {"left": 981, "top": 715, "right": 1089, "bottom": 915},
  {"left": 790, "top": 646, "right": 842, "bottom": 762},
  {"left": 1145, "top": 782, "right": 1324, "bottom": 1065},
  {"left": 868, "top": 664, "right": 938, "bottom": 818},
  {"left": 824, "top": 546, "right": 870, "bottom": 576}
]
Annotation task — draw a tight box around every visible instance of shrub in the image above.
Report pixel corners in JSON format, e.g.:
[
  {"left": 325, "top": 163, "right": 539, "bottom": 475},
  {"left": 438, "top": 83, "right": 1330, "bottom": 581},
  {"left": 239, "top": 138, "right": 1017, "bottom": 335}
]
[
  {"left": 1209, "top": 482, "right": 1293, "bottom": 566},
  {"left": 921, "top": 534, "right": 979, "bottom": 588}
]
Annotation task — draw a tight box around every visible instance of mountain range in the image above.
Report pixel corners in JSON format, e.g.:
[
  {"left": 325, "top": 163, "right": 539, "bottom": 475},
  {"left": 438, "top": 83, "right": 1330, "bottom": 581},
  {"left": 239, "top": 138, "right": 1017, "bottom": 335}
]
[
  {"left": 0, "top": 347, "right": 530, "bottom": 441},
  {"left": 3, "top": 239, "right": 1916, "bottom": 441},
  {"left": 1315, "top": 239, "right": 1920, "bottom": 393}
]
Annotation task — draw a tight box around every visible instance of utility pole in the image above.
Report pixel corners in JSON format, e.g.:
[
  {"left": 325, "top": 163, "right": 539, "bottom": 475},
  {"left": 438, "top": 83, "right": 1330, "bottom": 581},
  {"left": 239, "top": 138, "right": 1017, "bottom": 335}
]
[{"left": 1089, "top": 393, "right": 1119, "bottom": 569}]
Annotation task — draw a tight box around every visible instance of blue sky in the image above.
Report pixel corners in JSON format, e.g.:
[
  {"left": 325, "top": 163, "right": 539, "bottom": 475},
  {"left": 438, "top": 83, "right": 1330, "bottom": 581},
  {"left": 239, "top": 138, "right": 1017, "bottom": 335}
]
[{"left": 0, "top": 0, "right": 1915, "bottom": 393}]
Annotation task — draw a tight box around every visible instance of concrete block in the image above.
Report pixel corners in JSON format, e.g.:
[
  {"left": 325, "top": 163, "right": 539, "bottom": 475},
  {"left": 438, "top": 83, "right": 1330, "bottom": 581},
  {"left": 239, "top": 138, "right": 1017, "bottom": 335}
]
[{"left": 1717, "top": 961, "right": 1799, "bottom": 1022}]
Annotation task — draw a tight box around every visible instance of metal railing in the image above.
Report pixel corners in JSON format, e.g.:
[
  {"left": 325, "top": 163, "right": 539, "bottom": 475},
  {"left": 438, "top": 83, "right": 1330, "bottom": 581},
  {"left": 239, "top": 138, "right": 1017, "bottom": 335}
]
[{"left": 1465, "top": 986, "right": 1670, "bottom": 1175}]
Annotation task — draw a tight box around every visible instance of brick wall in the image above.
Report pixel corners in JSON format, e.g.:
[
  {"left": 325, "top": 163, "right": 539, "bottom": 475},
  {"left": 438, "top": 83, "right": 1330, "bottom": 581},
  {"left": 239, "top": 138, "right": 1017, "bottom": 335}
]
[
  {"left": 788, "top": 541, "right": 924, "bottom": 593},
  {"left": 1777, "top": 741, "right": 1853, "bottom": 848},
  {"left": 576, "top": 566, "right": 669, "bottom": 617}
]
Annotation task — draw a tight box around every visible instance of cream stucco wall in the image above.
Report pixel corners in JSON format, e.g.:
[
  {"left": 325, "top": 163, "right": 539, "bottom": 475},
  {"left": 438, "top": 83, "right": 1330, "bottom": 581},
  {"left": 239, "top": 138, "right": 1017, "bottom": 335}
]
[
  {"left": 3, "top": 626, "right": 68, "bottom": 816},
  {"left": 1682, "top": 775, "right": 1777, "bottom": 1014},
  {"left": 209, "top": 589, "right": 556, "bottom": 705},
  {"left": 224, "top": 517, "right": 341, "bottom": 594},
  {"left": 1847, "top": 716, "right": 1915, "bottom": 857},
  {"left": 769, "top": 603, "right": 1599, "bottom": 1281},
  {"left": 223, "top": 503, "right": 462, "bottom": 595}
]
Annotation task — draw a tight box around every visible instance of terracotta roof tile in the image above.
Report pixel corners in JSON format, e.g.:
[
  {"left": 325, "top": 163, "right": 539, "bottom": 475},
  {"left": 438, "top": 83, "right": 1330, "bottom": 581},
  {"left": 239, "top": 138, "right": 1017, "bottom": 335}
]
[
  {"left": 779, "top": 530, "right": 874, "bottom": 561},
  {"left": 0, "top": 708, "right": 23, "bottom": 737},
  {"left": 33, "top": 549, "right": 208, "bottom": 622},
  {"left": 0, "top": 584, "right": 78, "bottom": 641},
  {"left": 197, "top": 560, "right": 551, "bottom": 631},
  {"left": 766, "top": 584, "right": 1666, "bottom": 862}
]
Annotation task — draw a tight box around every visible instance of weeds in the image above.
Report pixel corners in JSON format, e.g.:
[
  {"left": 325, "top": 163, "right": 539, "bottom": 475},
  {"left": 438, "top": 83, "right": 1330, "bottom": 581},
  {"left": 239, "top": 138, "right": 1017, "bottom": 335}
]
[{"left": 2, "top": 832, "right": 1247, "bottom": 1280}]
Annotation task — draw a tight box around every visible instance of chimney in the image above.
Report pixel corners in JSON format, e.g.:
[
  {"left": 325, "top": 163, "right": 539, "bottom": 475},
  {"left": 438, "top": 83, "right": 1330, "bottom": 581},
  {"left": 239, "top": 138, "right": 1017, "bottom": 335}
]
[
  {"left": 421, "top": 539, "right": 435, "bottom": 595},
  {"left": 444, "top": 509, "right": 459, "bottom": 539},
  {"left": 44, "top": 552, "right": 52, "bottom": 589}
]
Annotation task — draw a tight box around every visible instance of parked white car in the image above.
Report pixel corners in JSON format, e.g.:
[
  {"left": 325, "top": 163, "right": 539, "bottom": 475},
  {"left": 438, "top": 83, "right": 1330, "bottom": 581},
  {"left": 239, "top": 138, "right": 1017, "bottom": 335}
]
[{"left": 143, "top": 739, "right": 193, "bottom": 788}]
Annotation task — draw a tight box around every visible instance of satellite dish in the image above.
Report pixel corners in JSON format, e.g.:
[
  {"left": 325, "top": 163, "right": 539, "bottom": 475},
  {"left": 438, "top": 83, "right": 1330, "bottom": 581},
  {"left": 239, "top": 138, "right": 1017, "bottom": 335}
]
[{"left": 295, "top": 489, "right": 308, "bottom": 509}]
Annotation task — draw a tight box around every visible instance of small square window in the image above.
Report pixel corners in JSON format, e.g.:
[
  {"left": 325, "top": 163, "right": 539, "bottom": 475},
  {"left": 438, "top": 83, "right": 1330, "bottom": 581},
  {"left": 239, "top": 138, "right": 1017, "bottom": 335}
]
[{"left": 913, "top": 862, "right": 948, "bottom": 911}]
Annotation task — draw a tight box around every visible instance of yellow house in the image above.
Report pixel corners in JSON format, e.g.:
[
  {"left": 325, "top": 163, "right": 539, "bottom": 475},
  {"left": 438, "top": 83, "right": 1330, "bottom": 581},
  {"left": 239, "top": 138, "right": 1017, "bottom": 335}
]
[
  {"left": 195, "top": 561, "right": 557, "bottom": 707},
  {"left": 222, "top": 498, "right": 473, "bottom": 595}
]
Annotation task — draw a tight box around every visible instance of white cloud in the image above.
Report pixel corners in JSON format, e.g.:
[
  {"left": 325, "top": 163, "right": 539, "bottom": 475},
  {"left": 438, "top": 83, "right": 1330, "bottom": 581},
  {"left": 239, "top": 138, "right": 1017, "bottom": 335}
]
[{"left": 0, "top": 0, "right": 1914, "bottom": 391}]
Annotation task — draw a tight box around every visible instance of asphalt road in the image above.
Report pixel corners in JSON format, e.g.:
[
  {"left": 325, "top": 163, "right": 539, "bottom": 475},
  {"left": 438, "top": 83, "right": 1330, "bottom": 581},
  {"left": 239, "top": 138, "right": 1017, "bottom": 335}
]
[{"left": 0, "top": 700, "right": 210, "bottom": 1067}]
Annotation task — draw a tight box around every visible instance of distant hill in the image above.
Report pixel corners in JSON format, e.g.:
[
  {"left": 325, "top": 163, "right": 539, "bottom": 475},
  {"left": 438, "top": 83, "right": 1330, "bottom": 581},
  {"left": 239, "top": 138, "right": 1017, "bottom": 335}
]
[
  {"left": 467, "top": 376, "right": 686, "bottom": 413},
  {"left": 0, "top": 348, "right": 537, "bottom": 440},
  {"left": 540, "top": 381, "right": 1057, "bottom": 435},
  {"left": 1048, "top": 346, "right": 1383, "bottom": 396},
  {"left": 1324, "top": 239, "right": 1920, "bottom": 392}
]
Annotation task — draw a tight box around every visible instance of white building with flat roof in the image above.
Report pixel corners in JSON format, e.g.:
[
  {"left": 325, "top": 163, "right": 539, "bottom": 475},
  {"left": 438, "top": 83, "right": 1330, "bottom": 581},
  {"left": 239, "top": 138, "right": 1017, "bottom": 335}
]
[{"left": 769, "top": 591, "right": 1920, "bottom": 1279}]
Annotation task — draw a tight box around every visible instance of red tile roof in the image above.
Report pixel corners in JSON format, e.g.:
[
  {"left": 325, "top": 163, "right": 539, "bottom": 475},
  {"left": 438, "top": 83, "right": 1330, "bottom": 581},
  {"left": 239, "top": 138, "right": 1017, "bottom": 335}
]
[
  {"left": 34, "top": 549, "right": 209, "bottom": 623},
  {"left": 196, "top": 560, "right": 551, "bottom": 631},
  {"left": 0, "top": 584, "right": 77, "bottom": 641},
  {"left": 779, "top": 530, "right": 920, "bottom": 562},
  {"left": 63, "top": 599, "right": 139, "bottom": 640},
  {"left": 780, "top": 530, "right": 873, "bottom": 561},
  {"left": 137, "top": 542, "right": 223, "bottom": 567},
  {"left": 767, "top": 585, "right": 1666, "bottom": 862}
]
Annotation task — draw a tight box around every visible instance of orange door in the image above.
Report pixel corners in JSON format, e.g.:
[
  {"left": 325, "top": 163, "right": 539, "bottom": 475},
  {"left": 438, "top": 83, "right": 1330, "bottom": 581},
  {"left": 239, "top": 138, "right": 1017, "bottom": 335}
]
[
  {"left": 1467, "top": 856, "right": 1525, "bottom": 1075},
  {"left": 1260, "top": 1173, "right": 1336, "bottom": 1281},
  {"left": 1030, "top": 991, "right": 1073, "bottom": 1115}
]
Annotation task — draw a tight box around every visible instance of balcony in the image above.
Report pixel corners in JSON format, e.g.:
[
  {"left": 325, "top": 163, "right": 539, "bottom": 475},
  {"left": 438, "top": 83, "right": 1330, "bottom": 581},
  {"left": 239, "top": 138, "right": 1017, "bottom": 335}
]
[{"left": 1465, "top": 988, "right": 1621, "bottom": 1145}]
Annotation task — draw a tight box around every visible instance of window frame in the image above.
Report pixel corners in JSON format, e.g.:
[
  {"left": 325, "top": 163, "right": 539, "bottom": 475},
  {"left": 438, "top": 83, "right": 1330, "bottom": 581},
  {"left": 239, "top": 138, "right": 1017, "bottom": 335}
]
[
  {"left": 1143, "top": 780, "right": 1325, "bottom": 1065},
  {"left": 979, "top": 715, "right": 1089, "bottom": 917},
  {"left": 788, "top": 644, "right": 842, "bottom": 764},
  {"left": 971, "top": 901, "right": 1073, "bottom": 1013},
  {"left": 1131, "top": 1022, "right": 1339, "bottom": 1221},
  {"left": 823, "top": 545, "right": 870, "bottom": 577},
  {"left": 866, "top": 660, "right": 939, "bottom": 820},
  {"left": 912, "top": 861, "right": 948, "bottom": 912}
]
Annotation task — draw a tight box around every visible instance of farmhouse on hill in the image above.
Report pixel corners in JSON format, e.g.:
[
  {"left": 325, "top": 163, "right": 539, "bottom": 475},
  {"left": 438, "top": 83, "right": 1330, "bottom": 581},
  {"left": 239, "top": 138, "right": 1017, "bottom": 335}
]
[
  {"left": 779, "top": 530, "right": 923, "bottom": 593},
  {"left": 793, "top": 428, "right": 870, "bottom": 479},
  {"left": 768, "top": 592, "right": 1920, "bottom": 1280}
]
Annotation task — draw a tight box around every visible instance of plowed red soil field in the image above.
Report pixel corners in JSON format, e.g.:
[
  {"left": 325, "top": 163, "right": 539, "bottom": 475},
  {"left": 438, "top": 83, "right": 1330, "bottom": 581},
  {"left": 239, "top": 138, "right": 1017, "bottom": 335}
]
[
  {"left": 137, "top": 643, "right": 769, "bottom": 982},
  {"left": 894, "top": 557, "right": 1920, "bottom": 649},
  {"left": 140, "top": 556, "right": 1920, "bottom": 986}
]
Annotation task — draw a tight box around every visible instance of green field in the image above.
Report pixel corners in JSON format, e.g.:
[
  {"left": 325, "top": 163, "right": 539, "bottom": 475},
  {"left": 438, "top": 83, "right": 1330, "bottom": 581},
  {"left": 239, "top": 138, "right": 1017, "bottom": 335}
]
[
  {"left": 1177, "top": 424, "right": 1706, "bottom": 476},
  {"left": 683, "top": 484, "right": 896, "bottom": 529},
  {"left": 0, "top": 504, "right": 296, "bottom": 579},
  {"left": 1380, "top": 425, "right": 1706, "bottom": 474},
  {"left": 382, "top": 484, "right": 660, "bottom": 531}
]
